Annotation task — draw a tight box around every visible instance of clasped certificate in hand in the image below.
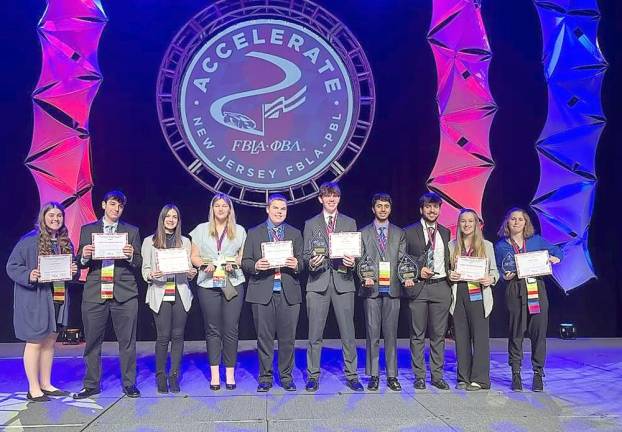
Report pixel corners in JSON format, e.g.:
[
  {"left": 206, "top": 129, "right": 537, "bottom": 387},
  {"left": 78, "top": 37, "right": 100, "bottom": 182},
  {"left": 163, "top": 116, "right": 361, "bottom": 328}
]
[
  {"left": 92, "top": 233, "right": 128, "bottom": 260},
  {"left": 455, "top": 256, "right": 488, "bottom": 281},
  {"left": 329, "top": 232, "right": 362, "bottom": 258},
  {"left": 515, "top": 250, "right": 552, "bottom": 279},
  {"left": 155, "top": 248, "right": 190, "bottom": 275},
  {"left": 261, "top": 240, "right": 293, "bottom": 268},
  {"left": 38, "top": 254, "right": 72, "bottom": 282}
]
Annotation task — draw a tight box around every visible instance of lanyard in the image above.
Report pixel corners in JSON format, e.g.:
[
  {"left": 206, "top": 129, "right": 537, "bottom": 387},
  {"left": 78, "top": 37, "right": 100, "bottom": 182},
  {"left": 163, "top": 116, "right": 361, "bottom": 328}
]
[
  {"left": 510, "top": 237, "right": 526, "bottom": 254},
  {"left": 216, "top": 228, "right": 227, "bottom": 252}
]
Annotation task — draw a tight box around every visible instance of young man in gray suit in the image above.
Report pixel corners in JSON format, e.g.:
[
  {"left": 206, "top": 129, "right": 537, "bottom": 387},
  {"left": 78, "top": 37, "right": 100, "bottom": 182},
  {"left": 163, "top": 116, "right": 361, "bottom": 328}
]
[
  {"left": 74, "top": 191, "right": 142, "bottom": 399},
  {"left": 403, "top": 192, "right": 451, "bottom": 391},
  {"left": 303, "top": 182, "right": 363, "bottom": 392},
  {"left": 242, "top": 194, "right": 303, "bottom": 392},
  {"left": 359, "top": 193, "right": 405, "bottom": 391}
]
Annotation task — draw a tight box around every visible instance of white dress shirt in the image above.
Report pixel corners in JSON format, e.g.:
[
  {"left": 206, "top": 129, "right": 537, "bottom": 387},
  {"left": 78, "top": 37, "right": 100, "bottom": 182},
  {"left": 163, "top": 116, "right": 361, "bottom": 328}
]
[{"left": 420, "top": 219, "right": 446, "bottom": 278}]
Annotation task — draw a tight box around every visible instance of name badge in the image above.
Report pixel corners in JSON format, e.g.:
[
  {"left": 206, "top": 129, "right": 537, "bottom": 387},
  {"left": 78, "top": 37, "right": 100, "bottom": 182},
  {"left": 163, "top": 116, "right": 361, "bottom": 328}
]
[{"left": 213, "top": 265, "right": 226, "bottom": 288}]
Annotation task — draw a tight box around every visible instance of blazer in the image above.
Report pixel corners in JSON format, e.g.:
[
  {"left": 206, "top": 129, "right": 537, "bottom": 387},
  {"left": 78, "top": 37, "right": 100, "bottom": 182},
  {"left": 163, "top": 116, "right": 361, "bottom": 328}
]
[
  {"left": 141, "top": 235, "right": 194, "bottom": 313},
  {"left": 494, "top": 234, "right": 563, "bottom": 273},
  {"left": 402, "top": 221, "right": 451, "bottom": 299},
  {"left": 6, "top": 230, "right": 71, "bottom": 341},
  {"left": 77, "top": 220, "right": 142, "bottom": 304},
  {"left": 448, "top": 239, "right": 499, "bottom": 318},
  {"left": 242, "top": 222, "right": 304, "bottom": 305},
  {"left": 357, "top": 222, "right": 406, "bottom": 298},
  {"left": 303, "top": 212, "right": 357, "bottom": 294}
]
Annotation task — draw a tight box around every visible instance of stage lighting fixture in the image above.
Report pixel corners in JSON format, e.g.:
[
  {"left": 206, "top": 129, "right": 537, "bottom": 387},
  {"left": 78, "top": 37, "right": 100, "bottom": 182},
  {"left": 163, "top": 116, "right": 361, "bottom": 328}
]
[
  {"left": 61, "top": 328, "right": 83, "bottom": 345},
  {"left": 559, "top": 323, "right": 577, "bottom": 340}
]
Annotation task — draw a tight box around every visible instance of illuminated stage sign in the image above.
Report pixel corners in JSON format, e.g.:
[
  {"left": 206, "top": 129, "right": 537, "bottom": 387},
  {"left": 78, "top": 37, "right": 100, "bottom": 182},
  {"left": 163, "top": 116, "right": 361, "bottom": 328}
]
[{"left": 156, "top": 0, "right": 375, "bottom": 206}]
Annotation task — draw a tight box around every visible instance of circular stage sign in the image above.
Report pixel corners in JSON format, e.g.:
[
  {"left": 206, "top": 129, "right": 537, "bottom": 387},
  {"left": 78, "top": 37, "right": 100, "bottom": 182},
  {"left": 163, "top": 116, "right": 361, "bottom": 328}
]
[{"left": 156, "top": 0, "right": 375, "bottom": 206}]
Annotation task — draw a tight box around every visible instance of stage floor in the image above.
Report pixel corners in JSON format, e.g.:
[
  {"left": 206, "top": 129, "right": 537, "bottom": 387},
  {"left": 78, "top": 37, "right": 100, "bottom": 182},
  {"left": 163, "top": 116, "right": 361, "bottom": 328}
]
[{"left": 0, "top": 338, "right": 620, "bottom": 431}]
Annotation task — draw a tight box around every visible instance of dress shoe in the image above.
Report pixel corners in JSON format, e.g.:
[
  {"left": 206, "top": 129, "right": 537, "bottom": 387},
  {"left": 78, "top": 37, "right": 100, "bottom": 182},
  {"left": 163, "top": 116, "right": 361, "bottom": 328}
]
[
  {"left": 532, "top": 370, "right": 544, "bottom": 392},
  {"left": 305, "top": 378, "right": 319, "bottom": 392},
  {"left": 346, "top": 378, "right": 364, "bottom": 392},
  {"left": 123, "top": 385, "right": 140, "bottom": 398},
  {"left": 210, "top": 383, "right": 221, "bottom": 391},
  {"left": 73, "top": 387, "right": 101, "bottom": 399},
  {"left": 282, "top": 381, "right": 297, "bottom": 392},
  {"left": 431, "top": 379, "right": 450, "bottom": 390},
  {"left": 226, "top": 383, "right": 236, "bottom": 390},
  {"left": 367, "top": 376, "right": 379, "bottom": 391},
  {"left": 387, "top": 377, "right": 402, "bottom": 392},
  {"left": 511, "top": 371, "right": 523, "bottom": 392},
  {"left": 455, "top": 381, "right": 467, "bottom": 390},
  {"left": 256, "top": 382, "right": 272, "bottom": 392},
  {"left": 27, "top": 392, "right": 50, "bottom": 402},
  {"left": 414, "top": 378, "right": 426, "bottom": 390},
  {"left": 41, "top": 388, "right": 69, "bottom": 397},
  {"left": 169, "top": 373, "right": 180, "bottom": 393},
  {"left": 156, "top": 374, "right": 168, "bottom": 393}
]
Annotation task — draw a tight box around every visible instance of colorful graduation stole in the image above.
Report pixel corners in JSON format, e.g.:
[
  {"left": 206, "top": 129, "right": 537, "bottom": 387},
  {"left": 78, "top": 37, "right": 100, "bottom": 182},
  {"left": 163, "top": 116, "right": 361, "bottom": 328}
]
[
  {"left": 378, "top": 261, "right": 391, "bottom": 293},
  {"left": 463, "top": 247, "right": 482, "bottom": 302},
  {"left": 53, "top": 281, "right": 65, "bottom": 303},
  {"left": 101, "top": 259, "right": 114, "bottom": 300},
  {"left": 271, "top": 226, "right": 283, "bottom": 292},
  {"left": 526, "top": 278, "right": 541, "bottom": 314},
  {"left": 163, "top": 278, "right": 176, "bottom": 302}
]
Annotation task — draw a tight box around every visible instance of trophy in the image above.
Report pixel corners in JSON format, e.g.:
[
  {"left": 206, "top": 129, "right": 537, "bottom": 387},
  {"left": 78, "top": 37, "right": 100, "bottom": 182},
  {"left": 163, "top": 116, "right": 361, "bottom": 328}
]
[
  {"left": 311, "top": 229, "right": 328, "bottom": 257},
  {"left": 398, "top": 254, "right": 419, "bottom": 283},
  {"left": 357, "top": 253, "right": 377, "bottom": 283},
  {"left": 501, "top": 252, "right": 517, "bottom": 274},
  {"left": 424, "top": 245, "right": 435, "bottom": 270}
]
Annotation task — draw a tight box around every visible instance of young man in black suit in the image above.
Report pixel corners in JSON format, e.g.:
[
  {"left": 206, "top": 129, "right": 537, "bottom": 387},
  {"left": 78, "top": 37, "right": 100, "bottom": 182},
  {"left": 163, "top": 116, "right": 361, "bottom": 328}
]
[
  {"left": 74, "top": 190, "right": 142, "bottom": 399},
  {"left": 242, "top": 194, "right": 303, "bottom": 392}
]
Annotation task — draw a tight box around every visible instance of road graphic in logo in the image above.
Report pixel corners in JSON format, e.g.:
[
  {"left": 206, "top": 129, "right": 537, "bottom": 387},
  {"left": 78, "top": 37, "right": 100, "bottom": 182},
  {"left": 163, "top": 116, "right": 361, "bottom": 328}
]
[{"left": 157, "top": 1, "right": 375, "bottom": 205}]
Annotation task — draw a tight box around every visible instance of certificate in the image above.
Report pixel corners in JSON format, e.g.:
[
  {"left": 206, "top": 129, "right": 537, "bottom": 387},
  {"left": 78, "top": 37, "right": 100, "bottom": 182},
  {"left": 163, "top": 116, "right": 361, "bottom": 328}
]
[
  {"left": 455, "top": 256, "right": 488, "bottom": 282},
  {"left": 38, "top": 254, "right": 72, "bottom": 282},
  {"left": 92, "top": 233, "right": 128, "bottom": 260},
  {"left": 329, "top": 232, "right": 362, "bottom": 258},
  {"left": 261, "top": 240, "right": 293, "bottom": 268},
  {"left": 155, "top": 248, "right": 191, "bottom": 275},
  {"left": 515, "top": 251, "right": 552, "bottom": 279}
]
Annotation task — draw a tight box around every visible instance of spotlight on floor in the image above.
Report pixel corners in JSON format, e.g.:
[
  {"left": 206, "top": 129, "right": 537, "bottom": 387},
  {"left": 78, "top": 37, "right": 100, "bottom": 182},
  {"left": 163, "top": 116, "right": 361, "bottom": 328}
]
[{"left": 559, "top": 323, "right": 577, "bottom": 340}]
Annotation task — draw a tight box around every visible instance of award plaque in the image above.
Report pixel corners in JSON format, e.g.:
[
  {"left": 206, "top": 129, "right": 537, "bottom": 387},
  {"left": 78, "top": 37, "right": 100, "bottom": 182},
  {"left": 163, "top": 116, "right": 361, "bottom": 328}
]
[
  {"left": 398, "top": 254, "right": 419, "bottom": 283},
  {"left": 501, "top": 253, "right": 517, "bottom": 274},
  {"left": 311, "top": 229, "right": 328, "bottom": 257},
  {"left": 357, "top": 254, "right": 377, "bottom": 281}
]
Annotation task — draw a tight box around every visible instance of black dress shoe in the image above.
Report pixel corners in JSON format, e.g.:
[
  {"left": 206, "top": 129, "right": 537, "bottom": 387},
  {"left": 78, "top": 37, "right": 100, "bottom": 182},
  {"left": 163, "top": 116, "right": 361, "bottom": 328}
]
[
  {"left": 27, "top": 392, "right": 50, "bottom": 402},
  {"left": 305, "top": 378, "right": 319, "bottom": 392},
  {"left": 532, "top": 370, "right": 544, "bottom": 392},
  {"left": 367, "top": 376, "right": 379, "bottom": 391},
  {"left": 73, "top": 387, "right": 101, "bottom": 399},
  {"left": 414, "top": 378, "right": 426, "bottom": 390},
  {"left": 256, "top": 382, "right": 272, "bottom": 392},
  {"left": 346, "top": 378, "right": 364, "bottom": 392},
  {"left": 511, "top": 371, "right": 523, "bottom": 392},
  {"left": 123, "top": 385, "right": 140, "bottom": 398},
  {"left": 41, "top": 388, "right": 70, "bottom": 397},
  {"left": 387, "top": 377, "right": 402, "bottom": 392},
  {"left": 210, "top": 384, "right": 221, "bottom": 391},
  {"left": 156, "top": 374, "right": 168, "bottom": 393},
  {"left": 169, "top": 373, "right": 180, "bottom": 393},
  {"left": 282, "top": 381, "right": 297, "bottom": 391},
  {"left": 226, "top": 383, "right": 236, "bottom": 390},
  {"left": 431, "top": 379, "right": 450, "bottom": 390}
]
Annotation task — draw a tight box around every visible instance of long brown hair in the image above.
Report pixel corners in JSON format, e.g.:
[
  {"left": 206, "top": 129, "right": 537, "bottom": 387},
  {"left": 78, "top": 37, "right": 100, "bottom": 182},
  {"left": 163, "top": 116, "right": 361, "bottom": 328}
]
[
  {"left": 36, "top": 202, "right": 73, "bottom": 255},
  {"left": 208, "top": 194, "right": 237, "bottom": 240},
  {"left": 496, "top": 207, "right": 535, "bottom": 239},
  {"left": 452, "top": 209, "right": 486, "bottom": 267},
  {"left": 153, "top": 204, "right": 183, "bottom": 249}
]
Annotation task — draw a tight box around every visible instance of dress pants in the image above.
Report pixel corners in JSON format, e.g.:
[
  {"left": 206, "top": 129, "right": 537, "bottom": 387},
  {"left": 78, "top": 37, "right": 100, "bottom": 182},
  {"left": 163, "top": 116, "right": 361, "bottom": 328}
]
[
  {"left": 152, "top": 289, "right": 188, "bottom": 376},
  {"left": 506, "top": 278, "right": 548, "bottom": 372},
  {"left": 197, "top": 285, "right": 245, "bottom": 367},
  {"left": 364, "top": 294, "right": 400, "bottom": 378},
  {"left": 306, "top": 278, "right": 358, "bottom": 380},
  {"left": 82, "top": 297, "right": 138, "bottom": 388},
  {"left": 252, "top": 292, "right": 300, "bottom": 384},
  {"left": 408, "top": 279, "right": 451, "bottom": 381},
  {"left": 453, "top": 282, "right": 490, "bottom": 386}
]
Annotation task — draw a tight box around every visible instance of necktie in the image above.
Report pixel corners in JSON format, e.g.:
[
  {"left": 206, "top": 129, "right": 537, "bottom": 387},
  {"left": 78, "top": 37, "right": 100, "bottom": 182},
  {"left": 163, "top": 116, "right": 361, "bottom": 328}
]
[
  {"left": 378, "top": 226, "right": 387, "bottom": 257},
  {"left": 327, "top": 215, "right": 334, "bottom": 235}
]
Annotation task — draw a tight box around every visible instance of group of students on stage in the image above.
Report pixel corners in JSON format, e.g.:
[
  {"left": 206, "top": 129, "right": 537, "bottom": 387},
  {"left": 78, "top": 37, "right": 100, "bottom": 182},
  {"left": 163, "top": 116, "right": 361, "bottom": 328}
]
[{"left": 6, "top": 182, "right": 563, "bottom": 402}]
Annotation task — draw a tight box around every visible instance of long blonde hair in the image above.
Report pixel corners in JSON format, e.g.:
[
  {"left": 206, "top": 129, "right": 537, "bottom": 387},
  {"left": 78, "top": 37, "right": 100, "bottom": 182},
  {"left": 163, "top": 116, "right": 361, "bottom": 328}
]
[
  {"left": 452, "top": 208, "right": 486, "bottom": 267},
  {"left": 208, "top": 194, "right": 237, "bottom": 240},
  {"left": 36, "top": 202, "right": 73, "bottom": 255}
]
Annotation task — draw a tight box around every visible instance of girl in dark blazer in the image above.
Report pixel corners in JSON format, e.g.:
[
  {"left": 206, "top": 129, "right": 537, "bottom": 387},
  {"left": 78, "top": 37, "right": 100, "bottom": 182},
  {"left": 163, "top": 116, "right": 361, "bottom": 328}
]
[
  {"left": 6, "top": 202, "right": 77, "bottom": 401},
  {"left": 494, "top": 208, "right": 562, "bottom": 392}
]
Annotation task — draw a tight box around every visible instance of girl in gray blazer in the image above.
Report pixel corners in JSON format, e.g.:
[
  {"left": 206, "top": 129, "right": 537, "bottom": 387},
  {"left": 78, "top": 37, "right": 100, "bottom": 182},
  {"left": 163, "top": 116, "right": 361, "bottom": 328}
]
[
  {"left": 448, "top": 209, "right": 499, "bottom": 391},
  {"left": 141, "top": 204, "right": 196, "bottom": 393}
]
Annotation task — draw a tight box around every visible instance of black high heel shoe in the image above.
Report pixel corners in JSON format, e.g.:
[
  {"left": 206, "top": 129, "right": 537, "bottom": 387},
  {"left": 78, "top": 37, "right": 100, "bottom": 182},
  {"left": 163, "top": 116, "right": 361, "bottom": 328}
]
[
  {"left": 27, "top": 392, "right": 50, "bottom": 402},
  {"left": 225, "top": 383, "right": 236, "bottom": 390}
]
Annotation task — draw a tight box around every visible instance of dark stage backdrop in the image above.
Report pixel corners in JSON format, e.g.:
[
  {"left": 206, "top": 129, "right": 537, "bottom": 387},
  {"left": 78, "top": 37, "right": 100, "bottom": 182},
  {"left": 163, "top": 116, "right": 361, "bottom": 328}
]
[{"left": 1, "top": 0, "right": 620, "bottom": 342}]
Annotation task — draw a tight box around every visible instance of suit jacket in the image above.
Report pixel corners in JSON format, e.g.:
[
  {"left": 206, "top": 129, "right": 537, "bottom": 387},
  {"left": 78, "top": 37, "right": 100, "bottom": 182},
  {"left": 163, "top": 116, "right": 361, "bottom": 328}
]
[
  {"left": 358, "top": 222, "right": 406, "bottom": 298},
  {"left": 303, "top": 212, "right": 357, "bottom": 294},
  {"left": 242, "top": 222, "right": 303, "bottom": 305},
  {"left": 78, "top": 220, "right": 142, "bottom": 304},
  {"left": 402, "top": 221, "right": 451, "bottom": 299}
]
